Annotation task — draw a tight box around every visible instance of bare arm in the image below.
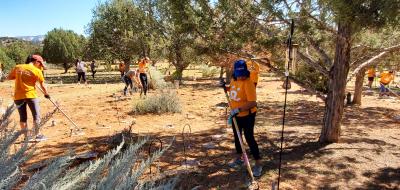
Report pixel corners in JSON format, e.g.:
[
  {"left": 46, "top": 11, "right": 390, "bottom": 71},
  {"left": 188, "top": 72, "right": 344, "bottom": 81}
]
[{"left": 38, "top": 81, "right": 49, "bottom": 96}]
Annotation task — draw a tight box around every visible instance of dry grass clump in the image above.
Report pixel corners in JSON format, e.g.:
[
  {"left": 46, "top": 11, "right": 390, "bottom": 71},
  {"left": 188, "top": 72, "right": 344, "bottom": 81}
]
[{"left": 133, "top": 90, "right": 181, "bottom": 114}]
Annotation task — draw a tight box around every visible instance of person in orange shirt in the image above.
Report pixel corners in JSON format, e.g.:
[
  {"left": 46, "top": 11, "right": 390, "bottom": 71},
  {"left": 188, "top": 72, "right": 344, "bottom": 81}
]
[
  {"left": 138, "top": 57, "right": 150, "bottom": 96},
  {"left": 379, "top": 70, "right": 395, "bottom": 97},
  {"left": 246, "top": 59, "right": 260, "bottom": 87},
  {"left": 7, "top": 55, "right": 50, "bottom": 141},
  {"left": 225, "top": 59, "right": 262, "bottom": 177},
  {"left": 366, "top": 67, "right": 376, "bottom": 89}
]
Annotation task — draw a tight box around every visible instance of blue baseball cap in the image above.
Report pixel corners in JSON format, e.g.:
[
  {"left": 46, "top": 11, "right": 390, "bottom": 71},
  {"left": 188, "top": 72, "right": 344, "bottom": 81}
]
[{"left": 233, "top": 59, "right": 250, "bottom": 78}]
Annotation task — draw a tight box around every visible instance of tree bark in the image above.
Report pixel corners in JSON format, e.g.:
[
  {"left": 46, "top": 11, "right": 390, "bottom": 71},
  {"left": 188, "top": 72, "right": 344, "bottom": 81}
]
[
  {"left": 219, "top": 67, "right": 224, "bottom": 79},
  {"left": 352, "top": 68, "right": 366, "bottom": 105},
  {"left": 320, "top": 21, "right": 352, "bottom": 143}
]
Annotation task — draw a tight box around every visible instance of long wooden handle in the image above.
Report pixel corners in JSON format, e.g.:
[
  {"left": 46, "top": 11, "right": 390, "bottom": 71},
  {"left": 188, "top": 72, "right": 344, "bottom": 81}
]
[{"left": 35, "top": 84, "right": 81, "bottom": 131}]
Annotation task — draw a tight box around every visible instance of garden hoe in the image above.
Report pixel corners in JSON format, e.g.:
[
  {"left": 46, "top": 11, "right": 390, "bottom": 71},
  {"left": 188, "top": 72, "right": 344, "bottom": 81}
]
[
  {"left": 36, "top": 84, "right": 85, "bottom": 136},
  {"left": 221, "top": 81, "right": 259, "bottom": 190}
]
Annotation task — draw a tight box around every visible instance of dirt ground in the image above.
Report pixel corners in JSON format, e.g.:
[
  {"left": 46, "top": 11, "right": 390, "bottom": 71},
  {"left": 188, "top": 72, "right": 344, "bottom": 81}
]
[{"left": 1, "top": 68, "right": 399, "bottom": 190}]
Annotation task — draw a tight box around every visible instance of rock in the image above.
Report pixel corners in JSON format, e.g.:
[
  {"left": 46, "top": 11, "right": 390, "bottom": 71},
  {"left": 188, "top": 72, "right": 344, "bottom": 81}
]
[{"left": 203, "top": 142, "right": 216, "bottom": 149}]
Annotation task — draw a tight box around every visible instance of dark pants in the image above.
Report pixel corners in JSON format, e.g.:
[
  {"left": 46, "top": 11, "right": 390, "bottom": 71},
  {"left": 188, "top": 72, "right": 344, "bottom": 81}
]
[
  {"left": 14, "top": 98, "right": 40, "bottom": 123},
  {"left": 139, "top": 73, "right": 148, "bottom": 95},
  {"left": 91, "top": 69, "right": 96, "bottom": 79},
  {"left": 77, "top": 72, "right": 86, "bottom": 82},
  {"left": 123, "top": 76, "right": 133, "bottom": 95},
  {"left": 232, "top": 112, "right": 261, "bottom": 160}
]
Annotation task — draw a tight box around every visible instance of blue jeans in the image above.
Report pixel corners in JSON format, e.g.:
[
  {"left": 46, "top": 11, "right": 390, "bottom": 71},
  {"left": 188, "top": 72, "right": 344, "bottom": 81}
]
[{"left": 380, "top": 83, "right": 389, "bottom": 93}]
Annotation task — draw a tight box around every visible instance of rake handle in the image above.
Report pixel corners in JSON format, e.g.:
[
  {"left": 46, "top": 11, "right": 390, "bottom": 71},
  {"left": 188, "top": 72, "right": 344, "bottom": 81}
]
[{"left": 35, "top": 84, "right": 81, "bottom": 131}]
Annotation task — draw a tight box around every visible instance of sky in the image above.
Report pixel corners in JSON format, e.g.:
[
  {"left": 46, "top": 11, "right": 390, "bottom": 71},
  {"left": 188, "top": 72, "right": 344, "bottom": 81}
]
[{"left": 0, "top": 0, "right": 105, "bottom": 37}]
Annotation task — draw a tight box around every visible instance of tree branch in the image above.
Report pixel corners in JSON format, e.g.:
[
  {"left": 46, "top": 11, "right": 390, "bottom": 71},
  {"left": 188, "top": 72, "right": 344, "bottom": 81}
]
[
  {"left": 347, "top": 44, "right": 400, "bottom": 83},
  {"left": 305, "top": 35, "right": 333, "bottom": 66},
  {"left": 253, "top": 57, "right": 327, "bottom": 101},
  {"left": 297, "top": 51, "right": 329, "bottom": 76}
]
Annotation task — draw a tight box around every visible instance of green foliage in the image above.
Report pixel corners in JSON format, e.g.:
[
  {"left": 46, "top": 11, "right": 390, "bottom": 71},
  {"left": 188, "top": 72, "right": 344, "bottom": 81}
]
[
  {"left": 0, "top": 47, "right": 15, "bottom": 73},
  {"left": 42, "top": 28, "right": 86, "bottom": 64},
  {"left": 133, "top": 90, "right": 181, "bottom": 114},
  {"left": 0, "top": 104, "right": 177, "bottom": 189},
  {"left": 2, "top": 41, "right": 41, "bottom": 65},
  {"left": 296, "top": 65, "right": 329, "bottom": 93},
  {"left": 87, "top": 0, "right": 148, "bottom": 64}
]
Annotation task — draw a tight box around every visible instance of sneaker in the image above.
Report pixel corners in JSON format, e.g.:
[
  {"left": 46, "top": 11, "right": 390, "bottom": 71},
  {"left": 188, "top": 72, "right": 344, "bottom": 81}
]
[
  {"left": 35, "top": 134, "right": 47, "bottom": 142},
  {"left": 252, "top": 165, "right": 263, "bottom": 177},
  {"left": 228, "top": 158, "right": 244, "bottom": 169}
]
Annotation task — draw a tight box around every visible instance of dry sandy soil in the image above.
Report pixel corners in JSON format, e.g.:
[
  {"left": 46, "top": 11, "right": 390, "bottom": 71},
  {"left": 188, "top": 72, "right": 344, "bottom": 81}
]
[{"left": 1, "top": 68, "right": 399, "bottom": 190}]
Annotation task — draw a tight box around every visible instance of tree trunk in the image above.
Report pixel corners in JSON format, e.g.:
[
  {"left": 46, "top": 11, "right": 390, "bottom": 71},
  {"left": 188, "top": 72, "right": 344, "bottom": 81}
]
[
  {"left": 320, "top": 21, "right": 352, "bottom": 143},
  {"left": 219, "top": 67, "right": 224, "bottom": 79},
  {"left": 352, "top": 68, "right": 366, "bottom": 105},
  {"left": 225, "top": 66, "right": 233, "bottom": 83}
]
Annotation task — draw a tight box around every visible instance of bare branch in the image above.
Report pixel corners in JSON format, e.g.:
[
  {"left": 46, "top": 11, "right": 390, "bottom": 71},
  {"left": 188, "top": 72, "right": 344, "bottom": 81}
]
[
  {"left": 253, "top": 57, "right": 327, "bottom": 101},
  {"left": 297, "top": 51, "right": 329, "bottom": 77},
  {"left": 347, "top": 44, "right": 400, "bottom": 83},
  {"left": 305, "top": 35, "right": 332, "bottom": 66}
]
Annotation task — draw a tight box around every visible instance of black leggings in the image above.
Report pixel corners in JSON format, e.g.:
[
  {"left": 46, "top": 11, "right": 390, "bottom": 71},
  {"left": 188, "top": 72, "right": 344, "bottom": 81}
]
[
  {"left": 14, "top": 98, "right": 40, "bottom": 123},
  {"left": 123, "top": 76, "right": 133, "bottom": 93},
  {"left": 77, "top": 72, "right": 86, "bottom": 82},
  {"left": 232, "top": 112, "right": 261, "bottom": 160},
  {"left": 139, "top": 73, "right": 148, "bottom": 95}
]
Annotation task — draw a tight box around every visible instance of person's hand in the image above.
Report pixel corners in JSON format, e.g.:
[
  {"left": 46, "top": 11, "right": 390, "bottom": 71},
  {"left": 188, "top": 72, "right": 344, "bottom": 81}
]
[
  {"left": 230, "top": 108, "right": 240, "bottom": 117},
  {"left": 44, "top": 94, "right": 51, "bottom": 99}
]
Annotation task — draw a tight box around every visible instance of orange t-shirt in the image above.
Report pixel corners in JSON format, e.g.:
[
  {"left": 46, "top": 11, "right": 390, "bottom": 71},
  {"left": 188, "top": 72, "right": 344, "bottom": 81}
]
[
  {"left": 367, "top": 68, "right": 376, "bottom": 77},
  {"left": 229, "top": 78, "right": 257, "bottom": 117},
  {"left": 8, "top": 64, "right": 44, "bottom": 100},
  {"left": 138, "top": 60, "right": 148, "bottom": 74},
  {"left": 380, "top": 72, "right": 394, "bottom": 85},
  {"left": 247, "top": 60, "right": 260, "bottom": 84}
]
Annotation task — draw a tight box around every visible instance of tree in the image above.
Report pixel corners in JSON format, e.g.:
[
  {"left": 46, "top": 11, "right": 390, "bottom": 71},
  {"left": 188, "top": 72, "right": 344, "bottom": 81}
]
[
  {"left": 3, "top": 41, "right": 41, "bottom": 64},
  {"left": 42, "top": 28, "right": 86, "bottom": 73},
  {"left": 259, "top": 0, "right": 399, "bottom": 143},
  {"left": 347, "top": 27, "right": 400, "bottom": 104},
  {"left": 87, "top": 0, "right": 148, "bottom": 71},
  {"left": 151, "top": 0, "right": 201, "bottom": 80},
  {"left": 0, "top": 47, "right": 15, "bottom": 75}
]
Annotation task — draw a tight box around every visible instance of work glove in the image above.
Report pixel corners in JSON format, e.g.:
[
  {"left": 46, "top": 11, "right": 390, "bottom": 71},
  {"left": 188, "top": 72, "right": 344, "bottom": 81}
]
[
  {"left": 230, "top": 108, "right": 240, "bottom": 117},
  {"left": 227, "top": 116, "right": 233, "bottom": 126},
  {"left": 44, "top": 94, "right": 51, "bottom": 99}
]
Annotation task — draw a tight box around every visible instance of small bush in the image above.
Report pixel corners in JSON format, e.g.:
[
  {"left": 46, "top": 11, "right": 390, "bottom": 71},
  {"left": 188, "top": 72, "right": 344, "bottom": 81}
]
[
  {"left": 133, "top": 90, "right": 181, "bottom": 114},
  {"left": 148, "top": 65, "right": 167, "bottom": 89},
  {"left": 199, "top": 64, "right": 218, "bottom": 78}
]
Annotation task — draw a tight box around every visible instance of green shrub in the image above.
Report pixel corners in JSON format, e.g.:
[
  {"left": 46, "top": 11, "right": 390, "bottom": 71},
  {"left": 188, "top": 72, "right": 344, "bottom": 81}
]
[
  {"left": 295, "top": 64, "right": 328, "bottom": 93},
  {"left": 199, "top": 64, "right": 218, "bottom": 78},
  {"left": 0, "top": 47, "right": 15, "bottom": 73},
  {"left": 133, "top": 90, "right": 181, "bottom": 114}
]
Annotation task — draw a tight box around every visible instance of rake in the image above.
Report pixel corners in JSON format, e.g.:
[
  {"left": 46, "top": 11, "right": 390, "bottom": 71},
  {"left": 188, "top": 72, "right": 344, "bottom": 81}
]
[{"left": 36, "top": 84, "right": 85, "bottom": 136}]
